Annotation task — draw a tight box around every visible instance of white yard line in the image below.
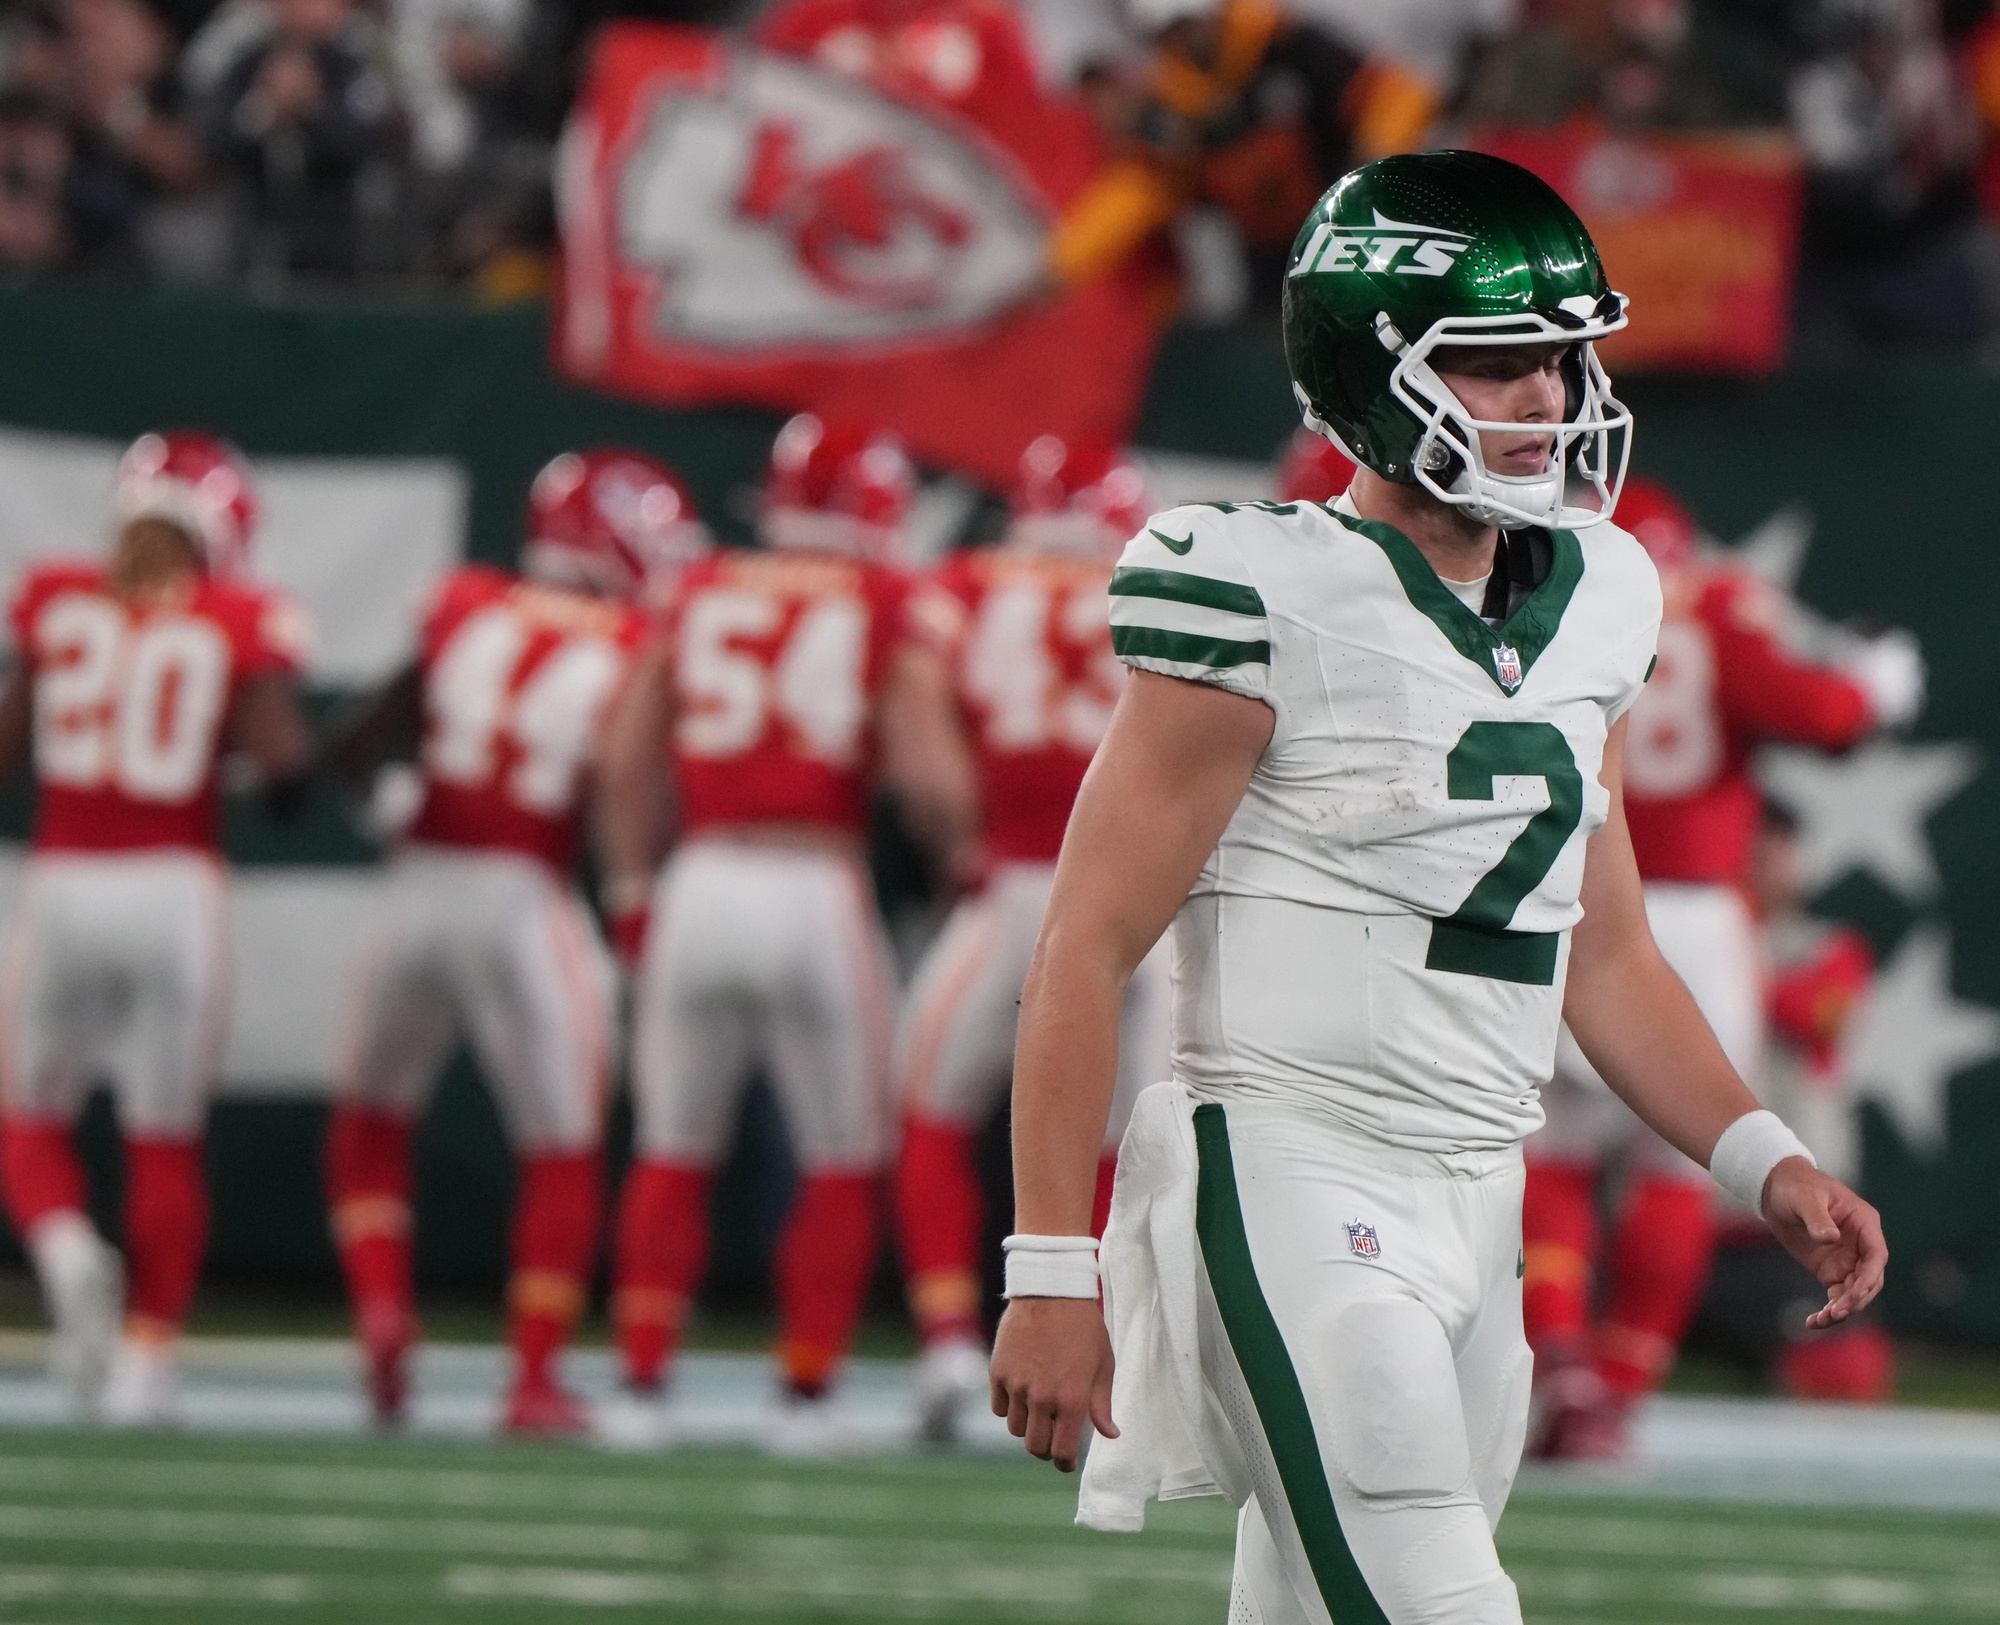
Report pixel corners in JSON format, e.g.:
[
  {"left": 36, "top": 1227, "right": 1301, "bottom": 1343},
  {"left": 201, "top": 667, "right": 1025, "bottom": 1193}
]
[
  {"left": 0, "top": 1503, "right": 691, "bottom": 1563},
  {"left": 0, "top": 1455, "right": 1071, "bottom": 1529},
  {"left": 0, "top": 1563, "right": 322, "bottom": 1605},
  {"left": 3, "top": 1341, "right": 2000, "bottom": 1515}
]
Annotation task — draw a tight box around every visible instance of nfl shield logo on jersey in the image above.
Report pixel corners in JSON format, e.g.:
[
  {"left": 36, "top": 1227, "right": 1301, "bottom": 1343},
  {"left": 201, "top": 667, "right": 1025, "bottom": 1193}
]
[
  {"left": 1346, "top": 1221, "right": 1381, "bottom": 1259},
  {"left": 1492, "top": 644, "right": 1523, "bottom": 689}
]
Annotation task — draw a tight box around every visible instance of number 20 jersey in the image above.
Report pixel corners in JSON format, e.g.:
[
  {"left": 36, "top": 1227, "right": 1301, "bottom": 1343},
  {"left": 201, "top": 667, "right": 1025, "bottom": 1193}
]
[
  {"left": 9, "top": 560, "right": 307, "bottom": 855},
  {"left": 1109, "top": 497, "right": 1660, "bottom": 1151}
]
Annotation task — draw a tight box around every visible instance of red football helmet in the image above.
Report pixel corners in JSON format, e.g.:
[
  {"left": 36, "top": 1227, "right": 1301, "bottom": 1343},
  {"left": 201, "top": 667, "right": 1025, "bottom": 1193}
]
[
  {"left": 1274, "top": 429, "right": 1355, "bottom": 505},
  {"left": 114, "top": 430, "right": 260, "bottom": 578},
  {"left": 523, "top": 449, "right": 710, "bottom": 601},
  {"left": 1006, "top": 435, "right": 1150, "bottom": 559},
  {"left": 1614, "top": 475, "right": 1701, "bottom": 575},
  {"left": 761, "top": 414, "right": 917, "bottom": 559}
]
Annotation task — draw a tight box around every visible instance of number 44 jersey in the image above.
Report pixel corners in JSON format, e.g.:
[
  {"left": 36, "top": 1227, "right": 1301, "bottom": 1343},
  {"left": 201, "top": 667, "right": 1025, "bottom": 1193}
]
[
  {"left": 408, "top": 565, "right": 648, "bottom": 871},
  {"left": 1110, "top": 496, "right": 1660, "bottom": 1152},
  {"left": 10, "top": 560, "right": 309, "bottom": 854}
]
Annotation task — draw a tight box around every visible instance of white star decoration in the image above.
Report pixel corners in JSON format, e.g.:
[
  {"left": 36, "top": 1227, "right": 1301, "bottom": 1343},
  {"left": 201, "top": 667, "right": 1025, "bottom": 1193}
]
[
  {"left": 1840, "top": 925, "right": 2000, "bottom": 1155},
  {"left": 1757, "top": 740, "right": 1981, "bottom": 901}
]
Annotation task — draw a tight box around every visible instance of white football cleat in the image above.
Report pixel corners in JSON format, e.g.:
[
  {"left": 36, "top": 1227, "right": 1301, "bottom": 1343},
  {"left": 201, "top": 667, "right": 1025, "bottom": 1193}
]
[
  {"left": 763, "top": 1390, "right": 861, "bottom": 1459},
  {"left": 100, "top": 1337, "right": 181, "bottom": 1429},
  {"left": 592, "top": 1386, "right": 677, "bottom": 1453},
  {"left": 25, "top": 1212, "right": 124, "bottom": 1418},
  {"left": 914, "top": 1337, "right": 989, "bottom": 1445}
]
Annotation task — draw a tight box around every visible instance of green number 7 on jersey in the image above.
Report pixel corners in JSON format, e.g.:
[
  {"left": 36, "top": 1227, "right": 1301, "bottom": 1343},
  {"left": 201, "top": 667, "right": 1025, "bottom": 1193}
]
[{"left": 1426, "top": 721, "right": 1584, "bottom": 986}]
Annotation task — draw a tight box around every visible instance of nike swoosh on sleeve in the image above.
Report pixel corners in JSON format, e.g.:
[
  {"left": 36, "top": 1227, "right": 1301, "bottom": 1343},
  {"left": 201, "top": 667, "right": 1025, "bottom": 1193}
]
[{"left": 1149, "top": 528, "right": 1194, "bottom": 556}]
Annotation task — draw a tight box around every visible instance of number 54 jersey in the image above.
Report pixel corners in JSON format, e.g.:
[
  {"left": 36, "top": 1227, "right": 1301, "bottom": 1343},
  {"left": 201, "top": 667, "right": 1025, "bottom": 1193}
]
[{"left": 1110, "top": 496, "right": 1660, "bottom": 1152}]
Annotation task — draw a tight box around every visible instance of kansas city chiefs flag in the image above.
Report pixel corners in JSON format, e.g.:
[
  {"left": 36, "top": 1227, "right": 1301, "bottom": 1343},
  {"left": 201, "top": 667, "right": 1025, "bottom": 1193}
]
[{"left": 554, "top": 23, "right": 1160, "bottom": 488}]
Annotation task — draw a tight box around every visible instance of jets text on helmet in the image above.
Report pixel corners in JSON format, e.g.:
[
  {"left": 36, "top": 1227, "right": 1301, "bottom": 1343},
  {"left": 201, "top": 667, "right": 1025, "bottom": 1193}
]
[{"left": 1288, "top": 211, "right": 1474, "bottom": 280}]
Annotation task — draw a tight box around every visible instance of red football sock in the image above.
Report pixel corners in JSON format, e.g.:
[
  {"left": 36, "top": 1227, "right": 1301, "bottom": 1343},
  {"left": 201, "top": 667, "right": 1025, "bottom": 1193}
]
[
  {"left": 895, "top": 1117, "right": 983, "bottom": 1347},
  {"left": 1779, "top": 1322, "right": 1896, "bottom": 1403},
  {"left": 325, "top": 1106, "right": 416, "bottom": 1339},
  {"left": 775, "top": 1171, "right": 879, "bottom": 1398},
  {"left": 613, "top": 1160, "right": 712, "bottom": 1390},
  {"left": 121, "top": 1138, "right": 208, "bottom": 1334},
  {"left": 1596, "top": 1173, "right": 1719, "bottom": 1402},
  {"left": 508, "top": 1151, "right": 603, "bottom": 1387},
  {"left": 1092, "top": 1154, "right": 1117, "bottom": 1240},
  {"left": 1522, "top": 1159, "right": 1599, "bottom": 1363},
  {"left": 0, "top": 1119, "right": 88, "bottom": 1235}
]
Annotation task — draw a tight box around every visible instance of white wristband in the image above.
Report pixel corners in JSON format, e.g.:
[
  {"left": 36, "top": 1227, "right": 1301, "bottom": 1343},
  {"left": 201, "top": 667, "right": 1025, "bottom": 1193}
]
[
  {"left": 1002, "top": 1235, "right": 1100, "bottom": 1299},
  {"left": 1710, "top": 1109, "right": 1815, "bottom": 1214}
]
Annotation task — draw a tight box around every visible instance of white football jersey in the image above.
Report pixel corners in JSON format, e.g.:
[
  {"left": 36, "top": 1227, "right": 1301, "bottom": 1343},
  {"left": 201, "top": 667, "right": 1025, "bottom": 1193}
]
[{"left": 1110, "top": 494, "right": 1660, "bottom": 1150}]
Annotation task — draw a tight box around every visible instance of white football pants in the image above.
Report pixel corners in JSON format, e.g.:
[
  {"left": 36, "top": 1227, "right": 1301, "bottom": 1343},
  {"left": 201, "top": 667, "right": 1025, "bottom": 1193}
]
[
  {"left": 1536, "top": 881, "right": 1764, "bottom": 1179},
  {"left": 897, "top": 861, "right": 1169, "bottom": 1151},
  {"left": 1194, "top": 1100, "right": 1529, "bottom": 1625},
  {"left": 632, "top": 841, "right": 897, "bottom": 1170},
  {"left": 0, "top": 851, "right": 230, "bottom": 1139},
  {"left": 335, "top": 847, "right": 614, "bottom": 1152}
]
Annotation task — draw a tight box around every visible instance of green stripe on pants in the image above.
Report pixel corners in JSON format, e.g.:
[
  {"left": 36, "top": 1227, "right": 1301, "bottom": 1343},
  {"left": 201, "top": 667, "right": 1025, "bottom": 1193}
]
[{"left": 1193, "top": 1103, "right": 1391, "bottom": 1625}]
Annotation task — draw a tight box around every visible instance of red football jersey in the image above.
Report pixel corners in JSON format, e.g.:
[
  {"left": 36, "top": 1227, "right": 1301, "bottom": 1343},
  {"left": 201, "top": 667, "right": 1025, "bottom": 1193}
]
[
  {"left": 663, "top": 548, "right": 919, "bottom": 836},
  {"left": 407, "top": 565, "right": 646, "bottom": 872},
  {"left": 1623, "top": 566, "right": 1873, "bottom": 884},
  {"left": 924, "top": 547, "right": 1123, "bottom": 863},
  {"left": 1768, "top": 922, "right": 1874, "bottom": 1082},
  {"left": 9, "top": 560, "right": 307, "bottom": 854}
]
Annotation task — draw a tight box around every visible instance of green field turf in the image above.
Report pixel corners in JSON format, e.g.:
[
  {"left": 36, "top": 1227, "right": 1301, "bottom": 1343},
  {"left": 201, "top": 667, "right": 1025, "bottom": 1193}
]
[{"left": 0, "top": 1432, "right": 1992, "bottom": 1624}]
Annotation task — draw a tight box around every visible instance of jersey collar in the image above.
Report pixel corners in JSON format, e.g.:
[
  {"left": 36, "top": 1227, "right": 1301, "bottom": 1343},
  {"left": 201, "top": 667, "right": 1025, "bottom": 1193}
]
[{"left": 1327, "top": 495, "right": 1582, "bottom": 696}]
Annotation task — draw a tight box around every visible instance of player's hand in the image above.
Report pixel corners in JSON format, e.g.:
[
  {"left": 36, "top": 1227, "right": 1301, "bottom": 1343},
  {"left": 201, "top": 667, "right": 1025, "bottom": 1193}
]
[
  {"left": 608, "top": 905, "right": 650, "bottom": 969},
  {"left": 1761, "top": 1158, "right": 1887, "bottom": 1329},
  {"left": 989, "top": 1296, "right": 1117, "bottom": 1474}
]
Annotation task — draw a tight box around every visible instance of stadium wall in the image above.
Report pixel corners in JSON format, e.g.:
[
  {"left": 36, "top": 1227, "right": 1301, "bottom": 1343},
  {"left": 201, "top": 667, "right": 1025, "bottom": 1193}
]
[{"left": 0, "top": 282, "right": 1994, "bottom": 1343}]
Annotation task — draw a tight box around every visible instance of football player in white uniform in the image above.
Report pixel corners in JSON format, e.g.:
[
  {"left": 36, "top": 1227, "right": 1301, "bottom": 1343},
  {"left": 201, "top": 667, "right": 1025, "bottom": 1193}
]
[{"left": 990, "top": 152, "right": 1886, "bottom": 1625}]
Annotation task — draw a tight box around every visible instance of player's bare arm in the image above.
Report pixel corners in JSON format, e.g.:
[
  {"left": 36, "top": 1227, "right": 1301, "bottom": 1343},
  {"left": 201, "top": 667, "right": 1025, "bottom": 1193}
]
[
  {"left": 990, "top": 670, "right": 1271, "bottom": 1473},
  {"left": 1566, "top": 715, "right": 1887, "bottom": 1326},
  {"left": 321, "top": 660, "right": 422, "bottom": 795},
  {"left": 228, "top": 669, "right": 316, "bottom": 819},
  {"left": 0, "top": 661, "right": 31, "bottom": 786},
  {"left": 875, "top": 641, "right": 980, "bottom": 889},
  {"left": 594, "top": 628, "right": 677, "bottom": 911}
]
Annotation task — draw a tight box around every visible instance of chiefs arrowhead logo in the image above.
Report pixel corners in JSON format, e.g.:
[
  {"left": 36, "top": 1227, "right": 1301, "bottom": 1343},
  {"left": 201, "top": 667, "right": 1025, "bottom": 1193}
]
[{"left": 611, "top": 49, "right": 1045, "bottom": 347}]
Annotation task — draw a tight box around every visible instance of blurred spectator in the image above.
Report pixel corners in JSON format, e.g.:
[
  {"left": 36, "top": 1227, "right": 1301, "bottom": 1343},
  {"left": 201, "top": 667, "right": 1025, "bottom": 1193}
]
[
  {"left": 393, "top": 0, "right": 563, "bottom": 296},
  {"left": 1045, "top": 0, "right": 1368, "bottom": 315},
  {"left": 61, "top": 0, "right": 206, "bottom": 271},
  {"left": 0, "top": 3, "right": 69, "bottom": 102},
  {"left": 1458, "top": 0, "right": 1784, "bottom": 130},
  {"left": 1785, "top": 0, "right": 1985, "bottom": 350},
  {"left": 0, "top": 86, "right": 69, "bottom": 268},
  {"left": 199, "top": 0, "right": 399, "bottom": 281}
]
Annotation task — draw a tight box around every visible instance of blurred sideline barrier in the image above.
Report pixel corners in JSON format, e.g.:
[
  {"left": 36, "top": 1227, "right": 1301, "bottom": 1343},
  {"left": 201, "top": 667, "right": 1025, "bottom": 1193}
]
[{"left": 0, "top": 282, "right": 1995, "bottom": 1348}]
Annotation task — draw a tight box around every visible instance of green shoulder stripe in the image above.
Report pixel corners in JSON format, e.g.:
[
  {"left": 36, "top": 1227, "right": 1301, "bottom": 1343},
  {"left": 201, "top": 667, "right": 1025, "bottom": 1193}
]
[
  {"left": 1112, "top": 625, "right": 1270, "bottom": 668},
  {"left": 1110, "top": 567, "right": 1265, "bottom": 619}
]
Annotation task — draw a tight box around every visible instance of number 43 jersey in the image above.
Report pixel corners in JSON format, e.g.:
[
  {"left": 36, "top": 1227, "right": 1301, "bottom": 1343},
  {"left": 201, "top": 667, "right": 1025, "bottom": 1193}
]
[{"left": 1110, "top": 496, "right": 1660, "bottom": 1151}]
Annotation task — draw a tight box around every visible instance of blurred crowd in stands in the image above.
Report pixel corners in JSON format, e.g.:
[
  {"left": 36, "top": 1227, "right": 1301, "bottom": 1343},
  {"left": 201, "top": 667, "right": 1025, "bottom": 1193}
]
[{"left": 0, "top": 0, "right": 1996, "bottom": 351}]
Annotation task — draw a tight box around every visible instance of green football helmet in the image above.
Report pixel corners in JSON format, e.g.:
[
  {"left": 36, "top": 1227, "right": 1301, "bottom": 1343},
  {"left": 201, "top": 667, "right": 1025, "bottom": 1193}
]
[{"left": 1282, "top": 149, "right": 1632, "bottom": 531}]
